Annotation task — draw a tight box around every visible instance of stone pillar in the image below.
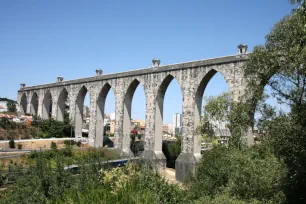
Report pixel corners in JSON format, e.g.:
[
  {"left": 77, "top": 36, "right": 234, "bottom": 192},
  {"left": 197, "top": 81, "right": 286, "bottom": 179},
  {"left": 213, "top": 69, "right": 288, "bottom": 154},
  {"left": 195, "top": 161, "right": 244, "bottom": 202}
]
[
  {"left": 68, "top": 86, "right": 76, "bottom": 125},
  {"left": 26, "top": 93, "right": 31, "bottom": 115},
  {"left": 51, "top": 99, "right": 58, "bottom": 119},
  {"left": 88, "top": 89, "right": 98, "bottom": 147},
  {"left": 95, "top": 94, "right": 104, "bottom": 148},
  {"left": 175, "top": 89, "right": 201, "bottom": 181},
  {"left": 114, "top": 81, "right": 124, "bottom": 151},
  {"left": 142, "top": 91, "right": 166, "bottom": 170},
  {"left": 30, "top": 92, "right": 38, "bottom": 117},
  {"left": 37, "top": 90, "right": 44, "bottom": 118},
  {"left": 113, "top": 79, "right": 132, "bottom": 156},
  {"left": 16, "top": 92, "right": 23, "bottom": 116}
]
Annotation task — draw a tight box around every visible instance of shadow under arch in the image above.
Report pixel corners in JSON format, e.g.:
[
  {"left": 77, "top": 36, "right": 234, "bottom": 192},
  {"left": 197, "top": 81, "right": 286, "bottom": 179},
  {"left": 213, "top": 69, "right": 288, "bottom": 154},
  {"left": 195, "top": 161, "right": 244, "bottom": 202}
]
[
  {"left": 155, "top": 74, "right": 183, "bottom": 154},
  {"left": 194, "top": 69, "right": 230, "bottom": 154},
  {"left": 30, "top": 92, "right": 38, "bottom": 116},
  {"left": 42, "top": 90, "right": 52, "bottom": 120},
  {"left": 75, "top": 86, "right": 88, "bottom": 138},
  {"left": 95, "top": 83, "right": 115, "bottom": 147},
  {"left": 122, "top": 79, "right": 146, "bottom": 155},
  {"left": 20, "top": 93, "right": 27, "bottom": 115},
  {"left": 57, "top": 88, "right": 69, "bottom": 122}
]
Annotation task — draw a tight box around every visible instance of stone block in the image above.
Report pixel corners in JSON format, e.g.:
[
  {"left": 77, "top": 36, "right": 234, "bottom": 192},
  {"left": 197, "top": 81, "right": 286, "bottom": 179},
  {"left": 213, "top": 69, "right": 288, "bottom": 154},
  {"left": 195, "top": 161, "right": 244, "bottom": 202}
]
[{"left": 175, "top": 152, "right": 198, "bottom": 182}]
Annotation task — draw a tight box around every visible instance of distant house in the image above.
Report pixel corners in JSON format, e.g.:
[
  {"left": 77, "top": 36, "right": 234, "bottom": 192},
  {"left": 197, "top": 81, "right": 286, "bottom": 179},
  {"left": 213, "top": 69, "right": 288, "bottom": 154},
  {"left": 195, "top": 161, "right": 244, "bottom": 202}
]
[
  {"left": 0, "top": 114, "right": 17, "bottom": 122},
  {"left": 0, "top": 101, "right": 8, "bottom": 112}
]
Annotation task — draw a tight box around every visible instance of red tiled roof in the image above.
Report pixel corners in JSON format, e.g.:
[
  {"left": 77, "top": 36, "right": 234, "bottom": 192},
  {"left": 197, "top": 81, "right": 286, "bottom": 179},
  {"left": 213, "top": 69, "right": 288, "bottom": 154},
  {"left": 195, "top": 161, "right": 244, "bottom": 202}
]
[{"left": 0, "top": 114, "right": 17, "bottom": 119}]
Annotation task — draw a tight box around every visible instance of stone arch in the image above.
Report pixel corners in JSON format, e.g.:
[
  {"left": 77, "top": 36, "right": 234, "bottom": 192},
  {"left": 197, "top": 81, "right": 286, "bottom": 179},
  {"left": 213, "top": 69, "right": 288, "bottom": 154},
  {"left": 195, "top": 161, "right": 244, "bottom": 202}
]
[
  {"left": 122, "top": 79, "right": 146, "bottom": 154},
  {"left": 20, "top": 93, "right": 27, "bottom": 115},
  {"left": 57, "top": 88, "right": 69, "bottom": 122},
  {"left": 42, "top": 90, "right": 52, "bottom": 120},
  {"left": 75, "top": 85, "right": 88, "bottom": 138},
  {"left": 95, "top": 82, "right": 114, "bottom": 147},
  {"left": 193, "top": 68, "right": 231, "bottom": 153},
  {"left": 30, "top": 92, "right": 39, "bottom": 116},
  {"left": 155, "top": 74, "right": 182, "bottom": 152}
]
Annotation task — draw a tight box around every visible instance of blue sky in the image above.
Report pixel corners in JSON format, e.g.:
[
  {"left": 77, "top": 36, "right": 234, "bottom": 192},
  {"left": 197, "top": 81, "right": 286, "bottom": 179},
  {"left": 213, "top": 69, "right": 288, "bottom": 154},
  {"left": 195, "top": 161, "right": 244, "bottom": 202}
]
[{"left": 0, "top": 0, "right": 294, "bottom": 123}]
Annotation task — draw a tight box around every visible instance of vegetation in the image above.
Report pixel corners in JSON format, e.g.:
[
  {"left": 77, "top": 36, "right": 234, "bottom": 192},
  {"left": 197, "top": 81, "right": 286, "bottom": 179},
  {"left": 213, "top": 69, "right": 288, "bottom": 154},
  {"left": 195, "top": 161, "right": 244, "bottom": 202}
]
[
  {"left": 0, "top": 118, "right": 37, "bottom": 140},
  {"left": 1, "top": 1, "right": 305, "bottom": 204},
  {"left": 0, "top": 98, "right": 17, "bottom": 113},
  {"left": 242, "top": 3, "right": 306, "bottom": 202},
  {"left": 188, "top": 146, "right": 286, "bottom": 203},
  {"left": 0, "top": 149, "right": 186, "bottom": 204},
  {"left": 162, "top": 137, "right": 181, "bottom": 168},
  {"left": 17, "top": 144, "right": 22, "bottom": 150},
  {"left": 0, "top": 116, "right": 74, "bottom": 140},
  {"left": 8, "top": 139, "right": 15, "bottom": 149},
  {"left": 31, "top": 116, "right": 74, "bottom": 138}
]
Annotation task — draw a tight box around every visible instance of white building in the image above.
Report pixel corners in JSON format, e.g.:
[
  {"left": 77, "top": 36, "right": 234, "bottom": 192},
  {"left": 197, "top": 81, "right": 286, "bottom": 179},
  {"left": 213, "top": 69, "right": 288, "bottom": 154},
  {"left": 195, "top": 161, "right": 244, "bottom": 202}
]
[
  {"left": 0, "top": 101, "right": 8, "bottom": 112},
  {"left": 167, "top": 124, "right": 174, "bottom": 135},
  {"left": 173, "top": 113, "right": 182, "bottom": 136},
  {"left": 110, "top": 112, "right": 115, "bottom": 120}
]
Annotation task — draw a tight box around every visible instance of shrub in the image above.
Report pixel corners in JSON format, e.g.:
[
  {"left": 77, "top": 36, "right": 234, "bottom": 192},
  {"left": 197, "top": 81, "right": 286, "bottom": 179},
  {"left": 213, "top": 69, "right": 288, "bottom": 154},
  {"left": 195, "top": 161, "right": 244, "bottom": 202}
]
[
  {"left": 50, "top": 142, "right": 57, "bottom": 151},
  {"left": 76, "top": 141, "right": 81, "bottom": 147},
  {"left": 9, "top": 139, "right": 15, "bottom": 148},
  {"left": 103, "top": 137, "right": 114, "bottom": 147},
  {"left": 188, "top": 146, "right": 286, "bottom": 203},
  {"left": 162, "top": 137, "right": 181, "bottom": 168},
  {"left": 17, "top": 144, "right": 22, "bottom": 150}
]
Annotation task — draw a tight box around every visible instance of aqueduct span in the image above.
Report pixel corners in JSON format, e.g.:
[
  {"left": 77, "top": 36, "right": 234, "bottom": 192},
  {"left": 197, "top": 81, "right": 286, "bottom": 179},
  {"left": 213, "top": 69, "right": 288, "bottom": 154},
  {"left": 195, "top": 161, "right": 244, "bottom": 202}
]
[{"left": 17, "top": 44, "right": 251, "bottom": 181}]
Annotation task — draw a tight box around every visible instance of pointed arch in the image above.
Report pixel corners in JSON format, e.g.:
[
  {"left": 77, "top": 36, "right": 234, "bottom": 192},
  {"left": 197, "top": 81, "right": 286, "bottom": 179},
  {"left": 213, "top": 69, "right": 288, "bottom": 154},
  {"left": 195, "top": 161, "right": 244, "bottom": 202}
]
[
  {"left": 20, "top": 93, "right": 27, "bottom": 115},
  {"left": 75, "top": 86, "right": 88, "bottom": 138},
  {"left": 95, "top": 83, "right": 113, "bottom": 147},
  {"left": 155, "top": 74, "right": 182, "bottom": 152},
  {"left": 194, "top": 68, "right": 230, "bottom": 153},
  {"left": 57, "top": 88, "right": 69, "bottom": 122},
  {"left": 122, "top": 79, "right": 146, "bottom": 154},
  {"left": 42, "top": 90, "right": 52, "bottom": 119},
  {"left": 30, "top": 92, "right": 38, "bottom": 116}
]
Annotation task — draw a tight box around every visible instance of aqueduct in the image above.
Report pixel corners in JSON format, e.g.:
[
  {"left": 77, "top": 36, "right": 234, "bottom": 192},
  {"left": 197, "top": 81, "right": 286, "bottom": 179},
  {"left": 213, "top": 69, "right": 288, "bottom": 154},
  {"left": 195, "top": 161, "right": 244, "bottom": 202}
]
[{"left": 17, "top": 44, "right": 251, "bottom": 181}]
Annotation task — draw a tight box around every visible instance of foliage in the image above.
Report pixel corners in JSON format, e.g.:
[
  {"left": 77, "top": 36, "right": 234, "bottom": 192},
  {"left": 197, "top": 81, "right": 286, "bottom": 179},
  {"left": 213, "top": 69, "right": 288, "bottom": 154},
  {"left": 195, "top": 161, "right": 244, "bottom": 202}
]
[
  {"left": 195, "top": 193, "right": 262, "bottom": 204},
  {"left": 130, "top": 140, "right": 144, "bottom": 156},
  {"left": 0, "top": 98, "right": 17, "bottom": 113},
  {"left": 50, "top": 142, "right": 57, "bottom": 151},
  {"left": 162, "top": 137, "right": 181, "bottom": 168},
  {"left": 243, "top": 5, "right": 306, "bottom": 203},
  {"left": 100, "top": 163, "right": 190, "bottom": 204},
  {"left": 64, "top": 140, "right": 81, "bottom": 148},
  {"left": 103, "top": 136, "right": 114, "bottom": 147},
  {"left": 1, "top": 150, "right": 188, "bottom": 204},
  {"left": 17, "top": 144, "right": 22, "bottom": 150},
  {"left": 130, "top": 130, "right": 144, "bottom": 155},
  {"left": 8, "top": 139, "right": 15, "bottom": 148},
  {"left": 201, "top": 93, "right": 250, "bottom": 149},
  {"left": 0, "top": 118, "right": 17, "bottom": 130},
  {"left": 31, "top": 116, "right": 74, "bottom": 138},
  {"left": 188, "top": 146, "right": 286, "bottom": 203}
]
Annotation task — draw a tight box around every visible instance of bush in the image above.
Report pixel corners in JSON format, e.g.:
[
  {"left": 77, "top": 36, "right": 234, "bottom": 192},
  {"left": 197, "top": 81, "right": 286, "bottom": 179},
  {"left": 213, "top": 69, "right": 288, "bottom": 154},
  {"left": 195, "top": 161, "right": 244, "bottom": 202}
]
[
  {"left": 17, "top": 144, "right": 22, "bottom": 150},
  {"left": 50, "top": 142, "right": 57, "bottom": 151},
  {"left": 103, "top": 137, "right": 114, "bottom": 147},
  {"left": 76, "top": 141, "right": 81, "bottom": 147},
  {"left": 64, "top": 140, "right": 82, "bottom": 148},
  {"left": 9, "top": 139, "right": 15, "bottom": 148},
  {"left": 188, "top": 146, "right": 286, "bottom": 203},
  {"left": 162, "top": 137, "right": 181, "bottom": 168}
]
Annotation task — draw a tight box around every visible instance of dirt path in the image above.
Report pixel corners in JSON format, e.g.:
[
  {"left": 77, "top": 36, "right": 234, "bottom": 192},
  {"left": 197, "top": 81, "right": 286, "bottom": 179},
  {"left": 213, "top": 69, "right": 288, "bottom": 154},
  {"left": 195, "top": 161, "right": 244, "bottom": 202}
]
[{"left": 160, "top": 168, "right": 178, "bottom": 184}]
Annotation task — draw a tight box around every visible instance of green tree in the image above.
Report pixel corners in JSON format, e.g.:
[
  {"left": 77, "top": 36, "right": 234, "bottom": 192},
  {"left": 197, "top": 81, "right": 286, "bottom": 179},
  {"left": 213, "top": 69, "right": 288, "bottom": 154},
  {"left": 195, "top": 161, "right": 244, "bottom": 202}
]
[
  {"left": 200, "top": 93, "right": 250, "bottom": 149},
  {"left": 189, "top": 146, "right": 286, "bottom": 203},
  {"left": 9, "top": 139, "right": 15, "bottom": 148},
  {"left": 0, "top": 98, "right": 17, "bottom": 113},
  {"left": 243, "top": 5, "right": 306, "bottom": 202}
]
